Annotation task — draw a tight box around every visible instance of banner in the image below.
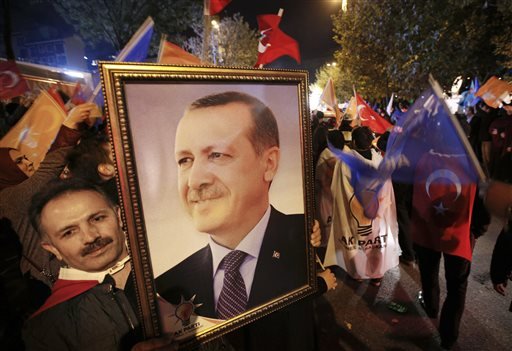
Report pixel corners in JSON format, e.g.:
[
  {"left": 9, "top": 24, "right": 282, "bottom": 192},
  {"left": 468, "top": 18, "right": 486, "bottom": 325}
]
[
  {"left": 0, "top": 60, "right": 29, "bottom": 99},
  {"left": 323, "top": 149, "right": 400, "bottom": 277}
]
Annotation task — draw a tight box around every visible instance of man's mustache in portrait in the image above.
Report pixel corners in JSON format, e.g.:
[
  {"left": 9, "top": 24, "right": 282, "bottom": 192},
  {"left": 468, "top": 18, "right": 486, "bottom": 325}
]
[{"left": 187, "top": 186, "right": 224, "bottom": 203}]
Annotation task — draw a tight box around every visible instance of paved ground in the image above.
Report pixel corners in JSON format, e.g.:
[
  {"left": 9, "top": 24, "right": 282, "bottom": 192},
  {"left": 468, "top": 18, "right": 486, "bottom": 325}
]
[{"left": 314, "top": 217, "right": 512, "bottom": 350}]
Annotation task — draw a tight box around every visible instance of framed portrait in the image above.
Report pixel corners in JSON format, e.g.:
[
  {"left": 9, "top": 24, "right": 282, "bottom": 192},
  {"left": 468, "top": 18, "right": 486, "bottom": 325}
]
[{"left": 100, "top": 62, "right": 317, "bottom": 348}]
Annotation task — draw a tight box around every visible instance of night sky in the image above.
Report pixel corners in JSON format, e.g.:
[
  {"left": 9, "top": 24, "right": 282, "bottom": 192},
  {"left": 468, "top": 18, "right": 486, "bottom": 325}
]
[
  {"left": 225, "top": 0, "right": 340, "bottom": 62},
  {"left": 2, "top": 0, "right": 341, "bottom": 75}
]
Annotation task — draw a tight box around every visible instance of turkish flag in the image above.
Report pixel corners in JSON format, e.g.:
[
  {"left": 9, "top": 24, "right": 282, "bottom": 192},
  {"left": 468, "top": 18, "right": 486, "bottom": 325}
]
[
  {"left": 411, "top": 153, "right": 476, "bottom": 261},
  {"left": 355, "top": 93, "right": 392, "bottom": 134},
  {"left": 255, "top": 12, "right": 301, "bottom": 67},
  {"left": 0, "top": 60, "right": 29, "bottom": 99},
  {"left": 204, "top": 0, "right": 232, "bottom": 15}
]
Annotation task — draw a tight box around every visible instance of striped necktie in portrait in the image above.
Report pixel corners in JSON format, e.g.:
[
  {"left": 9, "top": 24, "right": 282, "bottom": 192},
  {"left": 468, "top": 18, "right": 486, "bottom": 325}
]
[{"left": 216, "top": 250, "right": 248, "bottom": 319}]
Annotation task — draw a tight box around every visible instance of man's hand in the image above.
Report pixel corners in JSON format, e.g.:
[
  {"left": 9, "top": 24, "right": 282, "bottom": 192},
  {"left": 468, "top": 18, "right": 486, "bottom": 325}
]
[
  {"left": 493, "top": 282, "right": 507, "bottom": 296},
  {"left": 310, "top": 219, "right": 321, "bottom": 248},
  {"left": 131, "top": 334, "right": 177, "bottom": 351},
  {"left": 317, "top": 268, "right": 337, "bottom": 291},
  {"left": 63, "top": 102, "right": 99, "bottom": 129}
]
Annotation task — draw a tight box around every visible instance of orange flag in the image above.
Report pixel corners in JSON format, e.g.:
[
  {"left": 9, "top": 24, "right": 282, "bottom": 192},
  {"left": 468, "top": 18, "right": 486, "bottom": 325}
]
[
  {"left": 0, "top": 90, "right": 67, "bottom": 169},
  {"left": 475, "top": 76, "right": 512, "bottom": 109},
  {"left": 158, "top": 40, "right": 202, "bottom": 65}
]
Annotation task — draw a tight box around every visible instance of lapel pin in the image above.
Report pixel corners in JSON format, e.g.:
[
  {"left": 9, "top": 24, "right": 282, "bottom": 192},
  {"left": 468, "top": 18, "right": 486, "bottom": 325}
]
[{"left": 272, "top": 251, "right": 280, "bottom": 259}]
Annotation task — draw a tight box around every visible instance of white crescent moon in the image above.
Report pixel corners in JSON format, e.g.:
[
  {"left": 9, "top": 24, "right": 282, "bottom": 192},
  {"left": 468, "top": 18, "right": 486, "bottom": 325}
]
[
  {"left": 0, "top": 70, "right": 20, "bottom": 88},
  {"left": 258, "top": 29, "right": 272, "bottom": 53},
  {"left": 357, "top": 105, "right": 368, "bottom": 121},
  {"left": 425, "top": 169, "right": 462, "bottom": 201},
  {"left": 258, "top": 42, "right": 270, "bottom": 53}
]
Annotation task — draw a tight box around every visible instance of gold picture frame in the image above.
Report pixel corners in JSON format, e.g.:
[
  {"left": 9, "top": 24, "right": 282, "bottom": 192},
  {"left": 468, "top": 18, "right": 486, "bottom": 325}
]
[{"left": 100, "top": 62, "right": 317, "bottom": 348}]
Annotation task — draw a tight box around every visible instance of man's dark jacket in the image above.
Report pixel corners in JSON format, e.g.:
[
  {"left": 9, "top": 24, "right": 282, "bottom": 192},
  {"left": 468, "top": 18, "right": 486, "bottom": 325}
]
[{"left": 22, "top": 276, "right": 141, "bottom": 350}]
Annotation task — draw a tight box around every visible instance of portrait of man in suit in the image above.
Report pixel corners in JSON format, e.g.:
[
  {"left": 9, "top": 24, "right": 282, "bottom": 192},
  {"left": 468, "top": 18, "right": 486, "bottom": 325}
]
[{"left": 155, "top": 91, "right": 307, "bottom": 320}]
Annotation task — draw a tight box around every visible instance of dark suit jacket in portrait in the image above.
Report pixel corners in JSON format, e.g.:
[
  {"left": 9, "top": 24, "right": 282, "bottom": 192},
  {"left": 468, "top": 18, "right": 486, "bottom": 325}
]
[
  {"left": 156, "top": 207, "right": 317, "bottom": 351},
  {"left": 156, "top": 206, "right": 307, "bottom": 317}
]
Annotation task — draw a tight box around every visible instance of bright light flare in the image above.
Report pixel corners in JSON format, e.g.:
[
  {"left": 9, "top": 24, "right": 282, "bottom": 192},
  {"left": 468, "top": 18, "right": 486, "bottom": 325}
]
[
  {"left": 310, "top": 85, "right": 323, "bottom": 111},
  {"left": 64, "top": 70, "right": 85, "bottom": 78}
]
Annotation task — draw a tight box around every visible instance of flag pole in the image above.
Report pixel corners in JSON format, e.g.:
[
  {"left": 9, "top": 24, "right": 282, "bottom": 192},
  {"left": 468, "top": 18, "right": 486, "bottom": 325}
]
[
  {"left": 203, "top": 0, "right": 211, "bottom": 62},
  {"left": 352, "top": 84, "right": 361, "bottom": 126},
  {"left": 316, "top": 254, "right": 326, "bottom": 271},
  {"left": 157, "top": 34, "right": 167, "bottom": 63},
  {"left": 428, "top": 74, "right": 487, "bottom": 183}
]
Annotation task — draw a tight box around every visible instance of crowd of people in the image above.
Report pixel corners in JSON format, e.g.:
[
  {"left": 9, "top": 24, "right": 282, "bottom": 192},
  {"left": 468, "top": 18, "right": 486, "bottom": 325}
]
[
  {"left": 312, "top": 95, "right": 512, "bottom": 350},
  {"left": 0, "top": 84, "right": 511, "bottom": 351}
]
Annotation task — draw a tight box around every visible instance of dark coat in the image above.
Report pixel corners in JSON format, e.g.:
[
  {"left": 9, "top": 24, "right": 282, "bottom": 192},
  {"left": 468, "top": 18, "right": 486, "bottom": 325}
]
[{"left": 22, "top": 276, "right": 141, "bottom": 351}]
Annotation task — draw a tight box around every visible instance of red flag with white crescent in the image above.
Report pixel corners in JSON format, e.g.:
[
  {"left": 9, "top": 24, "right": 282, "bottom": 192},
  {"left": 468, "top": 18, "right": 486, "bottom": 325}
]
[
  {"left": 255, "top": 11, "right": 301, "bottom": 67},
  {"left": 411, "top": 152, "right": 476, "bottom": 261},
  {"left": 355, "top": 93, "right": 392, "bottom": 134},
  {"left": 204, "top": 0, "right": 232, "bottom": 15},
  {"left": 0, "top": 60, "right": 29, "bottom": 99}
]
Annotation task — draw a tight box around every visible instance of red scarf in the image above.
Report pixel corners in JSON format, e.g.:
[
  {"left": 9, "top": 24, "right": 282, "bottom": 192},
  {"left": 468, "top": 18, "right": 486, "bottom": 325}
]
[{"left": 31, "top": 279, "right": 99, "bottom": 318}]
